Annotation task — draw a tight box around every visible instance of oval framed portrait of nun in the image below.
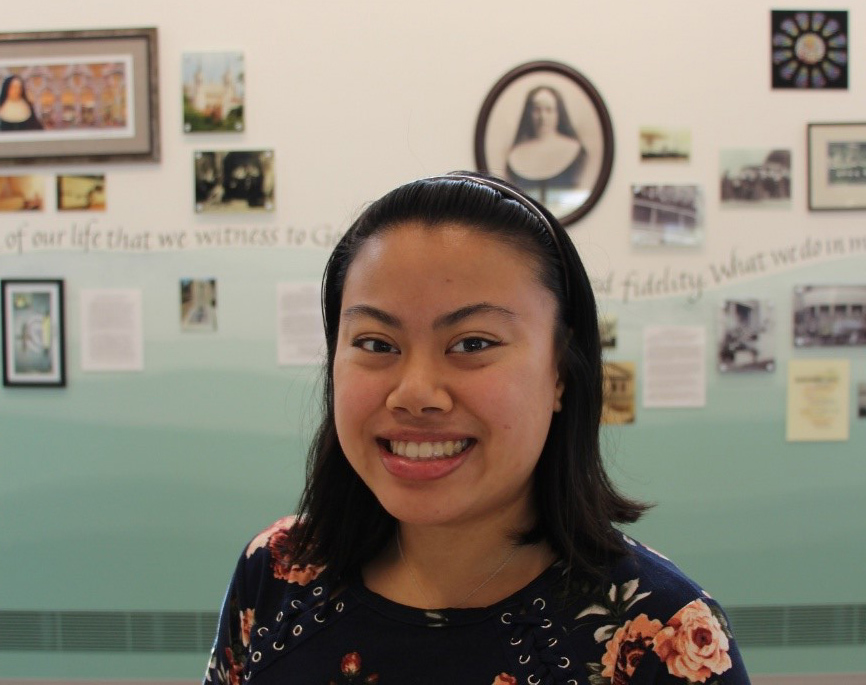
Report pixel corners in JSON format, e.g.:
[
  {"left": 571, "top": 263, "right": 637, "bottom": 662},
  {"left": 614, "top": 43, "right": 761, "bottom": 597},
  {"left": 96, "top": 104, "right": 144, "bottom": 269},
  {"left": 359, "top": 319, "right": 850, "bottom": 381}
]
[{"left": 474, "top": 60, "right": 614, "bottom": 228}]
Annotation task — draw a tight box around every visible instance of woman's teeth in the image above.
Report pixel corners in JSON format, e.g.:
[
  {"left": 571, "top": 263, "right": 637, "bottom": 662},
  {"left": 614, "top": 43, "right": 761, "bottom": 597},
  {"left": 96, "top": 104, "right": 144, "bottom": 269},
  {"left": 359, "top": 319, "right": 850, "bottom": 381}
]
[{"left": 388, "top": 439, "right": 470, "bottom": 460}]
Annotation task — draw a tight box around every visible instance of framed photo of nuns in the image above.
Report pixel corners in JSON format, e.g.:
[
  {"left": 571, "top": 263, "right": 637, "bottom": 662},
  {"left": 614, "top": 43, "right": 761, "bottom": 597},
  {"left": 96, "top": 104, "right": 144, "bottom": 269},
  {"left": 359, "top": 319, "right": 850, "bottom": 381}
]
[{"left": 474, "top": 60, "right": 614, "bottom": 228}]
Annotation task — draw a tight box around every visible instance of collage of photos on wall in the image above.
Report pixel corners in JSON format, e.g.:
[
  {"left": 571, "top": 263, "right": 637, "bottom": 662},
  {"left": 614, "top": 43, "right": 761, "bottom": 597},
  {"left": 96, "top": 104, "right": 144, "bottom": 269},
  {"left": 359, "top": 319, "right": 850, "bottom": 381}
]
[{"left": 0, "top": 12, "right": 864, "bottom": 444}]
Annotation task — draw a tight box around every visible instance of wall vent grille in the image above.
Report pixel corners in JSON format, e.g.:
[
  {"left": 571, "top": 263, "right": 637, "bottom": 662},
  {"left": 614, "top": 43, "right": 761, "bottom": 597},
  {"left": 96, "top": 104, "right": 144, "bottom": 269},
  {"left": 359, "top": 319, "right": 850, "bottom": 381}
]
[{"left": 0, "top": 605, "right": 863, "bottom": 652}]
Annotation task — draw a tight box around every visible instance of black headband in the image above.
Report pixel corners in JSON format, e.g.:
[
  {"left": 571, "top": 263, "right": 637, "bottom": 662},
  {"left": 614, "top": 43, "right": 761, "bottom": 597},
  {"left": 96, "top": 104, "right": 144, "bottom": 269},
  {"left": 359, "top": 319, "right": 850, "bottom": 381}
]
[{"left": 422, "top": 172, "right": 571, "bottom": 301}]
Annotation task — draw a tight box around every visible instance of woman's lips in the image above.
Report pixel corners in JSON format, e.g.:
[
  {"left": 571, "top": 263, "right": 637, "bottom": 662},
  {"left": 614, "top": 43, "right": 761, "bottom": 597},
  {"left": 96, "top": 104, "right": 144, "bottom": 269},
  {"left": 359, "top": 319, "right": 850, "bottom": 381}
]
[{"left": 377, "top": 438, "right": 475, "bottom": 481}]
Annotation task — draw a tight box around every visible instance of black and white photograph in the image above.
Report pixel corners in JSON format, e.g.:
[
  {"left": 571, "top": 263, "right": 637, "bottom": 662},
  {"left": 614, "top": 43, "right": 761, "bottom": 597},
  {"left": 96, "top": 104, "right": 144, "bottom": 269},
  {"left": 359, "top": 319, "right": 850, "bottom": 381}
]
[
  {"left": 194, "top": 149, "right": 274, "bottom": 213},
  {"left": 793, "top": 285, "right": 866, "bottom": 347},
  {"left": 180, "top": 278, "right": 217, "bottom": 332},
  {"left": 183, "top": 52, "right": 244, "bottom": 133},
  {"left": 717, "top": 299, "right": 776, "bottom": 373},
  {"left": 720, "top": 149, "right": 791, "bottom": 208},
  {"left": 639, "top": 126, "right": 690, "bottom": 162},
  {"left": 2, "top": 278, "right": 65, "bottom": 387},
  {"left": 474, "top": 60, "right": 613, "bottom": 228},
  {"left": 599, "top": 314, "right": 617, "bottom": 349},
  {"left": 808, "top": 123, "right": 866, "bottom": 210},
  {"left": 631, "top": 184, "right": 703, "bottom": 247}
]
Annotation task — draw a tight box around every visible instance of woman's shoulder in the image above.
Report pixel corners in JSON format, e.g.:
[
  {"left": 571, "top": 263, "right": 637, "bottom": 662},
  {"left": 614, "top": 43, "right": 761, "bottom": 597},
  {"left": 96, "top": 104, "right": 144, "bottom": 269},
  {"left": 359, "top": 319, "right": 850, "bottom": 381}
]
[{"left": 237, "top": 515, "right": 326, "bottom": 589}]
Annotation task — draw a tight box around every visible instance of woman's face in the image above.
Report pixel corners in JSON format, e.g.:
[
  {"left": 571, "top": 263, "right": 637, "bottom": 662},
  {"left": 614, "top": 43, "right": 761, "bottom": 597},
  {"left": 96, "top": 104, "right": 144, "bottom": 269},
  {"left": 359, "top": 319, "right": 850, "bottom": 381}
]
[
  {"left": 333, "top": 222, "right": 564, "bottom": 532},
  {"left": 7, "top": 78, "right": 24, "bottom": 101},
  {"left": 530, "top": 89, "right": 558, "bottom": 137}
]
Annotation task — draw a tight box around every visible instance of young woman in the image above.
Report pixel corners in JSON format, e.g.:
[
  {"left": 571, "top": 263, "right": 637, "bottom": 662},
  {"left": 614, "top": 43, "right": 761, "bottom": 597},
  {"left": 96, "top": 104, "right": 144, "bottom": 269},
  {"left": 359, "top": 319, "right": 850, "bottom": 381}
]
[{"left": 205, "top": 172, "right": 750, "bottom": 684}]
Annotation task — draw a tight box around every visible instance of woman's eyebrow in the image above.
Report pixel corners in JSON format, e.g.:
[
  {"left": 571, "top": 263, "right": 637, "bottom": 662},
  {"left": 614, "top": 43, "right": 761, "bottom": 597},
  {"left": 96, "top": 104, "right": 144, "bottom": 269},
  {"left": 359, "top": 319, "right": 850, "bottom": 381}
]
[
  {"left": 341, "top": 302, "right": 517, "bottom": 330},
  {"left": 433, "top": 303, "right": 517, "bottom": 329}
]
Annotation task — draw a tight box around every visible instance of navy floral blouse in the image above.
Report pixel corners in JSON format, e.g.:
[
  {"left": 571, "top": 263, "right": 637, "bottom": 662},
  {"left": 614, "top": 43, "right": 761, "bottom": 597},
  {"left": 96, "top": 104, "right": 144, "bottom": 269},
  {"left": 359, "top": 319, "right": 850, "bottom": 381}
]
[{"left": 204, "top": 517, "right": 750, "bottom": 684}]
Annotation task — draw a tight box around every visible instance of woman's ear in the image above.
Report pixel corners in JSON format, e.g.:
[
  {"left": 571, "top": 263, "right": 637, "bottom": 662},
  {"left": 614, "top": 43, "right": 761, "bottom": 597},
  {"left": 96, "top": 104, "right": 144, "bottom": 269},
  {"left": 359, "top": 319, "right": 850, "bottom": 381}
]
[{"left": 553, "top": 378, "right": 565, "bottom": 412}]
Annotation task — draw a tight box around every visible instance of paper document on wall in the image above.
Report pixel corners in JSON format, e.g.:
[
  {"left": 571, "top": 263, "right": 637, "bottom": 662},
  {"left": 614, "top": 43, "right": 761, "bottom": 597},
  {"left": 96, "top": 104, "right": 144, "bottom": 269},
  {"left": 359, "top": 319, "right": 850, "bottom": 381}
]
[
  {"left": 643, "top": 325, "right": 706, "bottom": 408},
  {"left": 786, "top": 359, "right": 850, "bottom": 442},
  {"left": 277, "top": 282, "right": 326, "bottom": 366},
  {"left": 80, "top": 289, "right": 144, "bottom": 371}
]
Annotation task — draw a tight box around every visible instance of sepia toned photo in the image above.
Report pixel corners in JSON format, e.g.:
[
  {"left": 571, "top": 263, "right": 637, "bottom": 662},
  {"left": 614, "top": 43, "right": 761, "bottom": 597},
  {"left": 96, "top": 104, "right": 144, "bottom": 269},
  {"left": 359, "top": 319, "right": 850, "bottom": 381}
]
[
  {"left": 602, "top": 361, "right": 635, "bottom": 425},
  {"left": 631, "top": 184, "right": 703, "bottom": 247},
  {"left": 720, "top": 149, "right": 791, "bottom": 208},
  {"left": 2, "top": 278, "right": 65, "bottom": 387},
  {"left": 639, "top": 126, "right": 690, "bottom": 161},
  {"left": 0, "top": 28, "right": 159, "bottom": 165},
  {"left": 194, "top": 149, "right": 274, "bottom": 213},
  {"left": 475, "top": 61, "right": 613, "bottom": 228},
  {"left": 180, "top": 279, "right": 217, "bottom": 332},
  {"left": 56, "top": 174, "right": 105, "bottom": 210},
  {"left": 183, "top": 52, "right": 244, "bottom": 133},
  {"left": 717, "top": 299, "right": 776, "bottom": 373},
  {"left": 793, "top": 285, "right": 866, "bottom": 347},
  {"left": 859, "top": 382, "right": 866, "bottom": 418},
  {"left": 0, "top": 174, "right": 43, "bottom": 210}
]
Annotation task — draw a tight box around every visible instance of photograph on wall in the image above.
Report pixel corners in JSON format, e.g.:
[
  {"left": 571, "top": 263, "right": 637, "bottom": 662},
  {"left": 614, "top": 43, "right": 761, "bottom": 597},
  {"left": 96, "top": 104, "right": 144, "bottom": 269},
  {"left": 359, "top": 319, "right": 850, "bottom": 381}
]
[
  {"left": 631, "top": 184, "right": 703, "bottom": 247},
  {"left": 1, "top": 278, "right": 65, "bottom": 387},
  {"left": 602, "top": 361, "right": 635, "bottom": 425},
  {"left": 720, "top": 149, "right": 791, "bottom": 208},
  {"left": 56, "top": 174, "right": 105, "bottom": 210},
  {"left": 808, "top": 123, "right": 866, "bottom": 210},
  {"left": 599, "top": 314, "right": 617, "bottom": 349},
  {"left": 0, "top": 174, "right": 43, "bottom": 210},
  {"left": 180, "top": 278, "right": 217, "bottom": 332},
  {"left": 639, "top": 126, "right": 690, "bottom": 162},
  {"left": 0, "top": 28, "right": 159, "bottom": 165},
  {"left": 194, "top": 149, "right": 274, "bottom": 213},
  {"left": 717, "top": 299, "right": 776, "bottom": 373},
  {"left": 474, "top": 60, "right": 614, "bottom": 228},
  {"left": 771, "top": 10, "right": 848, "bottom": 89},
  {"left": 182, "top": 52, "right": 244, "bottom": 133},
  {"left": 793, "top": 285, "right": 866, "bottom": 347}
]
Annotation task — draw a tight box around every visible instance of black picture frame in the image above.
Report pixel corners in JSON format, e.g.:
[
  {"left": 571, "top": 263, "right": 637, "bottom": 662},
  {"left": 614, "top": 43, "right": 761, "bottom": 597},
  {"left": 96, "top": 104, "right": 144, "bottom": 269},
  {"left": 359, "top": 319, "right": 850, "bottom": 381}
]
[
  {"left": 474, "top": 60, "right": 614, "bottom": 228},
  {"left": 807, "top": 122, "right": 866, "bottom": 210},
  {"left": 0, "top": 27, "right": 160, "bottom": 166},
  {"left": 2, "top": 278, "right": 66, "bottom": 387}
]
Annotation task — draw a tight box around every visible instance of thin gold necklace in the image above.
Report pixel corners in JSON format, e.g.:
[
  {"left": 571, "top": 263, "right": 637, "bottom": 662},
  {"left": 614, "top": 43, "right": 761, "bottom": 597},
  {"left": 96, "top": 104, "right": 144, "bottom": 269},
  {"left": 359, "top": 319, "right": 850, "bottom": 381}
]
[{"left": 396, "top": 534, "right": 520, "bottom": 608}]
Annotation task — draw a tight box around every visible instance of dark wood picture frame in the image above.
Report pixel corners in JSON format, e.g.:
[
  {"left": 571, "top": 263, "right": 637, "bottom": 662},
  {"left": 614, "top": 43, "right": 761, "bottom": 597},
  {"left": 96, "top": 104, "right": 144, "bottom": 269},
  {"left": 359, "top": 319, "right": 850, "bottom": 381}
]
[
  {"left": 0, "top": 27, "right": 159, "bottom": 166},
  {"left": 474, "top": 60, "right": 614, "bottom": 228},
  {"left": 807, "top": 122, "right": 866, "bottom": 210}
]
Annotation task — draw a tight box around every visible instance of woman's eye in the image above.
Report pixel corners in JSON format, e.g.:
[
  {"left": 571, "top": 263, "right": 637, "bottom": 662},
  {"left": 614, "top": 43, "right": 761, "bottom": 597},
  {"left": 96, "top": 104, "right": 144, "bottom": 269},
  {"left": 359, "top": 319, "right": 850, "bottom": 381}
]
[
  {"left": 449, "top": 337, "right": 495, "bottom": 354},
  {"left": 355, "top": 338, "right": 398, "bottom": 354}
]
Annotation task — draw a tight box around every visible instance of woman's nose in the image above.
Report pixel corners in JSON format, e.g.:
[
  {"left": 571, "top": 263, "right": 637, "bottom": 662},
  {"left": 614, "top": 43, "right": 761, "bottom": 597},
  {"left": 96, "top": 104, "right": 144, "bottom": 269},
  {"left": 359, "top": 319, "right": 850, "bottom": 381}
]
[{"left": 385, "top": 355, "right": 453, "bottom": 416}]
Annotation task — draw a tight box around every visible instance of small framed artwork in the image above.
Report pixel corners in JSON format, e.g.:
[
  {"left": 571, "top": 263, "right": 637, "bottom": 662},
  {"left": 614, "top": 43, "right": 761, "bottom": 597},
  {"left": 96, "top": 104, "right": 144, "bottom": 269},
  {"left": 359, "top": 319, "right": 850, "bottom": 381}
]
[
  {"left": 474, "top": 60, "right": 614, "bottom": 228},
  {"left": 720, "top": 148, "right": 791, "bottom": 208},
  {"left": 2, "top": 278, "right": 66, "bottom": 387},
  {"left": 717, "top": 299, "right": 776, "bottom": 373},
  {"left": 639, "top": 126, "right": 690, "bottom": 162},
  {"left": 182, "top": 52, "right": 244, "bottom": 133},
  {"left": 57, "top": 174, "right": 105, "bottom": 210},
  {"left": 631, "top": 184, "right": 704, "bottom": 247},
  {"left": 0, "top": 174, "right": 44, "bottom": 210},
  {"left": 808, "top": 123, "right": 866, "bottom": 210},
  {"left": 0, "top": 28, "right": 159, "bottom": 166},
  {"left": 194, "top": 149, "right": 274, "bottom": 213},
  {"left": 793, "top": 285, "right": 866, "bottom": 347},
  {"left": 771, "top": 10, "right": 848, "bottom": 89},
  {"left": 602, "top": 361, "right": 635, "bottom": 425},
  {"left": 180, "top": 278, "right": 217, "bottom": 332}
]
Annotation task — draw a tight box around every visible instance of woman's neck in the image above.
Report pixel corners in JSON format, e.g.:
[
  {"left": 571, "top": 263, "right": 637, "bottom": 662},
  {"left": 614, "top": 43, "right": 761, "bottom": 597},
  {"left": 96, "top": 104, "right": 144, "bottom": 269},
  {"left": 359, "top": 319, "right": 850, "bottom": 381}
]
[{"left": 363, "top": 516, "right": 557, "bottom": 609}]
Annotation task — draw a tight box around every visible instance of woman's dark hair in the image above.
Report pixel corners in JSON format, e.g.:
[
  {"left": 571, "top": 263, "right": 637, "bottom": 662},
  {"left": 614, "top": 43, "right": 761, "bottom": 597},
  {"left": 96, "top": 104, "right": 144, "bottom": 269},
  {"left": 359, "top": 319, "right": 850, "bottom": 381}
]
[
  {"left": 0, "top": 75, "right": 27, "bottom": 107},
  {"left": 291, "top": 171, "right": 648, "bottom": 581},
  {"left": 512, "top": 85, "right": 579, "bottom": 146}
]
